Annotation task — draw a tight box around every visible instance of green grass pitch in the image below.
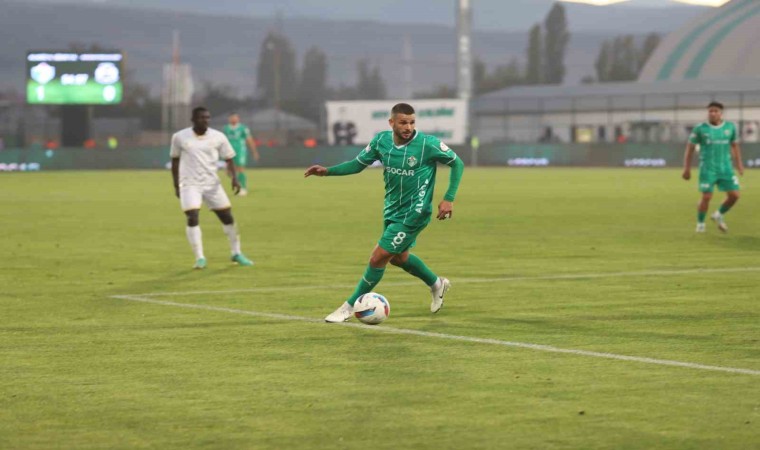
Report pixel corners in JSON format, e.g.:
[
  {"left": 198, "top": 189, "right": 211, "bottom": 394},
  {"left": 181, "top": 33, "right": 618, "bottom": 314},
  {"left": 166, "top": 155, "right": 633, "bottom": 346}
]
[{"left": 1, "top": 168, "right": 758, "bottom": 449}]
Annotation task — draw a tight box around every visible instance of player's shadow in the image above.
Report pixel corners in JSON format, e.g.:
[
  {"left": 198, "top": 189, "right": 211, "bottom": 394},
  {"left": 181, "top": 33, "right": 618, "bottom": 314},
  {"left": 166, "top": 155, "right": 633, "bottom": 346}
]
[
  {"left": 714, "top": 234, "right": 760, "bottom": 252},
  {"left": 115, "top": 264, "right": 242, "bottom": 298}
]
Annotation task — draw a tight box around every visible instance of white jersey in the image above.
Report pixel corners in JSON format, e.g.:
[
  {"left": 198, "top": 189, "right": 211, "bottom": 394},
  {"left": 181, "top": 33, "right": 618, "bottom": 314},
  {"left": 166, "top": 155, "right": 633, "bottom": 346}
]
[{"left": 170, "top": 127, "right": 236, "bottom": 187}]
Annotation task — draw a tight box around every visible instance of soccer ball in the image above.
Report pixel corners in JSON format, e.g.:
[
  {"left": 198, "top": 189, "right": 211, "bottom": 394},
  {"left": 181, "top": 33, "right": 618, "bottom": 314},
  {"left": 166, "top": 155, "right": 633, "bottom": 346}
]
[{"left": 353, "top": 292, "right": 390, "bottom": 325}]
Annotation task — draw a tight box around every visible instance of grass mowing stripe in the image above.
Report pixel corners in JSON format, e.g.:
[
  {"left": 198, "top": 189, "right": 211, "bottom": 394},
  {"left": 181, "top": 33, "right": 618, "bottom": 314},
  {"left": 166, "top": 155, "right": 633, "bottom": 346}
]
[
  {"left": 128, "top": 266, "right": 760, "bottom": 297},
  {"left": 110, "top": 295, "right": 760, "bottom": 377}
]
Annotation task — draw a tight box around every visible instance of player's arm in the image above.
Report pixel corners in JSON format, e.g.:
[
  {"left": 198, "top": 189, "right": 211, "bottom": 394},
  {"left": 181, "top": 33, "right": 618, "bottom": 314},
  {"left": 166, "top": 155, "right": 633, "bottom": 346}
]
[
  {"left": 219, "top": 137, "right": 242, "bottom": 194},
  {"left": 731, "top": 141, "right": 744, "bottom": 176},
  {"left": 683, "top": 129, "right": 700, "bottom": 181},
  {"left": 429, "top": 141, "right": 464, "bottom": 220},
  {"left": 305, "top": 139, "right": 379, "bottom": 178},
  {"left": 304, "top": 159, "right": 367, "bottom": 177},
  {"left": 169, "top": 134, "right": 181, "bottom": 197},
  {"left": 225, "top": 158, "right": 241, "bottom": 194},
  {"left": 171, "top": 158, "right": 180, "bottom": 197},
  {"left": 682, "top": 143, "right": 696, "bottom": 180},
  {"left": 245, "top": 127, "right": 260, "bottom": 162}
]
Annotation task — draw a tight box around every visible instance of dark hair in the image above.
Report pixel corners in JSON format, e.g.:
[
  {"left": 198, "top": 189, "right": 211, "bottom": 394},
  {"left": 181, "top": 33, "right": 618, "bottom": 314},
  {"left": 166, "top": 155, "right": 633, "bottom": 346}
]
[
  {"left": 391, "top": 103, "right": 415, "bottom": 116},
  {"left": 707, "top": 101, "right": 724, "bottom": 110},
  {"left": 192, "top": 106, "right": 209, "bottom": 119}
]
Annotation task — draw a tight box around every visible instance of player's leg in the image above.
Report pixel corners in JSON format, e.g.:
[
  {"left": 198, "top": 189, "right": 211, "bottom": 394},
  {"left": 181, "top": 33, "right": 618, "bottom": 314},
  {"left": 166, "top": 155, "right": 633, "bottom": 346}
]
[
  {"left": 180, "top": 186, "right": 206, "bottom": 268},
  {"left": 205, "top": 185, "right": 253, "bottom": 266},
  {"left": 235, "top": 152, "right": 248, "bottom": 195},
  {"left": 212, "top": 208, "right": 253, "bottom": 266},
  {"left": 325, "top": 245, "right": 392, "bottom": 323},
  {"left": 711, "top": 175, "right": 740, "bottom": 231},
  {"left": 711, "top": 184, "right": 740, "bottom": 233},
  {"left": 184, "top": 209, "right": 206, "bottom": 269},
  {"left": 695, "top": 172, "right": 714, "bottom": 233},
  {"left": 390, "top": 252, "right": 450, "bottom": 313},
  {"left": 696, "top": 192, "right": 712, "bottom": 233}
]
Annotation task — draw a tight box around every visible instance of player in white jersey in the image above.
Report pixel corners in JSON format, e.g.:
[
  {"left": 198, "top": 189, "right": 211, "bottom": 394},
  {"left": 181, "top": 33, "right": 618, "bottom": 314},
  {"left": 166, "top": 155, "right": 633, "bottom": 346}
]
[{"left": 170, "top": 107, "right": 254, "bottom": 269}]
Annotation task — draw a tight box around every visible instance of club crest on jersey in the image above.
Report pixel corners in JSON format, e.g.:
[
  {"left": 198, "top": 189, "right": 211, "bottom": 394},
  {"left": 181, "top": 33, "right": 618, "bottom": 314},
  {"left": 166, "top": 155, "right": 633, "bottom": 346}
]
[
  {"left": 407, "top": 156, "right": 417, "bottom": 167},
  {"left": 724, "top": 130, "right": 731, "bottom": 136}
]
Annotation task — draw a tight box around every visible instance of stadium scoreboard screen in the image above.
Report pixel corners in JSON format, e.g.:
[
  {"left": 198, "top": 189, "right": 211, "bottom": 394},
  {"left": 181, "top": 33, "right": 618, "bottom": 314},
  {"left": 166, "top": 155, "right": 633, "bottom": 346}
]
[{"left": 26, "top": 51, "right": 124, "bottom": 105}]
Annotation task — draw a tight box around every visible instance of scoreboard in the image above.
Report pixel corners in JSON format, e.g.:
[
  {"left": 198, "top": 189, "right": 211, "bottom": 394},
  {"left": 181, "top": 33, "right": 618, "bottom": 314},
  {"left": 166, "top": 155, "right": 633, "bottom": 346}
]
[{"left": 26, "top": 51, "right": 124, "bottom": 105}]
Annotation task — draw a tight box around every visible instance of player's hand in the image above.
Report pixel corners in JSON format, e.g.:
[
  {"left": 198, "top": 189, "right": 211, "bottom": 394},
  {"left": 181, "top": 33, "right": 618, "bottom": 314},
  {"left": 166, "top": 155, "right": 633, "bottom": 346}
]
[
  {"left": 231, "top": 178, "right": 241, "bottom": 195},
  {"left": 437, "top": 200, "right": 453, "bottom": 220},
  {"left": 737, "top": 165, "right": 745, "bottom": 176},
  {"left": 682, "top": 170, "right": 691, "bottom": 181},
  {"left": 304, "top": 165, "right": 328, "bottom": 177},
  {"left": 253, "top": 152, "right": 261, "bottom": 163}
]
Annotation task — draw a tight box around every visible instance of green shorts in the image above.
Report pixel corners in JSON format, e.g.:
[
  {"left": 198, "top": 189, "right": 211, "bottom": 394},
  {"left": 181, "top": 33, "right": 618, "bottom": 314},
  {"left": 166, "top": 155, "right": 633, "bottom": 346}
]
[
  {"left": 233, "top": 151, "right": 247, "bottom": 168},
  {"left": 699, "top": 171, "right": 740, "bottom": 193},
  {"left": 378, "top": 220, "right": 428, "bottom": 255}
]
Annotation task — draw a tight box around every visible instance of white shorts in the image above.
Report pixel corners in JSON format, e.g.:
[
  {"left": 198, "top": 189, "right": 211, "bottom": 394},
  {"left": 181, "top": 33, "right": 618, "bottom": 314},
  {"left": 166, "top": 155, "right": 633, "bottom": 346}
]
[{"left": 180, "top": 184, "right": 231, "bottom": 211}]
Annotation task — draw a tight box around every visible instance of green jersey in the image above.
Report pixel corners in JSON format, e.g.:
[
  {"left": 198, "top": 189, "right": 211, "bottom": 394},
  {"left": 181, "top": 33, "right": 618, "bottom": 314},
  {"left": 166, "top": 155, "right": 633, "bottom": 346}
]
[
  {"left": 357, "top": 130, "right": 459, "bottom": 227},
  {"left": 223, "top": 124, "right": 251, "bottom": 154},
  {"left": 689, "top": 121, "right": 737, "bottom": 176}
]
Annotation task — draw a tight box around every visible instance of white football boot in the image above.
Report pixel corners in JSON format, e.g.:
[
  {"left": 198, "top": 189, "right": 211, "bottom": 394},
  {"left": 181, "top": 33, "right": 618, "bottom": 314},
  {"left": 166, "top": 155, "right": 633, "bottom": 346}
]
[
  {"left": 710, "top": 211, "right": 728, "bottom": 233},
  {"left": 695, "top": 223, "right": 706, "bottom": 233},
  {"left": 430, "top": 277, "right": 451, "bottom": 313},
  {"left": 325, "top": 302, "right": 353, "bottom": 323}
]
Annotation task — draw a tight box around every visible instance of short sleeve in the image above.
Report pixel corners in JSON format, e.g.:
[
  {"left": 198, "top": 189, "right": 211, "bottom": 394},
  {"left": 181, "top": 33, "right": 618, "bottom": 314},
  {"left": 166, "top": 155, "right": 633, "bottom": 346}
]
[
  {"left": 730, "top": 124, "right": 738, "bottom": 143},
  {"left": 356, "top": 134, "right": 381, "bottom": 166},
  {"left": 219, "top": 135, "right": 236, "bottom": 160},
  {"left": 688, "top": 129, "right": 701, "bottom": 145},
  {"left": 427, "top": 137, "right": 458, "bottom": 165},
  {"left": 169, "top": 133, "right": 181, "bottom": 157}
]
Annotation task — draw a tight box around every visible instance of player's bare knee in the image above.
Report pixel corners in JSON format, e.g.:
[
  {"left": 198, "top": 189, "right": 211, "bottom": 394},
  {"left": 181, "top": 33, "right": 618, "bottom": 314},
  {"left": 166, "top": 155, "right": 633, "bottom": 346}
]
[
  {"left": 369, "top": 250, "right": 393, "bottom": 268},
  {"left": 214, "top": 208, "right": 234, "bottom": 225},
  {"left": 184, "top": 209, "right": 200, "bottom": 227},
  {"left": 728, "top": 191, "right": 740, "bottom": 202},
  {"left": 390, "top": 253, "right": 409, "bottom": 267}
]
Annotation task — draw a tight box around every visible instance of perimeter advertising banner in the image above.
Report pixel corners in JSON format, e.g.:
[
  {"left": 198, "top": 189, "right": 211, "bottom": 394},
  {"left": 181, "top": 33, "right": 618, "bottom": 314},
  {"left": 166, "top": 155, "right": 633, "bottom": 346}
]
[
  {"left": 326, "top": 100, "right": 468, "bottom": 145},
  {"left": 26, "top": 51, "right": 124, "bottom": 105}
]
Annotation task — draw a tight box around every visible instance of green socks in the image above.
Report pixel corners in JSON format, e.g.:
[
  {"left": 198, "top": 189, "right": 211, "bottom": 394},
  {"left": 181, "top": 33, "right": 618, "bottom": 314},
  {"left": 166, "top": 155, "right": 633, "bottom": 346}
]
[
  {"left": 697, "top": 211, "right": 707, "bottom": 223},
  {"left": 345, "top": 255, "right": 437, "bottom": 306},
  {"left": 237, "top": 172, "right": 248, "bottom": 189},
  {"left": 347, "top": 265, "right": 385, "bottom": 306},
  {"left": 719, "top": 203, "right": 732, "bottom": 215},
  {"left": 399, "top": 254, "right": 438, "bottom": 286}
]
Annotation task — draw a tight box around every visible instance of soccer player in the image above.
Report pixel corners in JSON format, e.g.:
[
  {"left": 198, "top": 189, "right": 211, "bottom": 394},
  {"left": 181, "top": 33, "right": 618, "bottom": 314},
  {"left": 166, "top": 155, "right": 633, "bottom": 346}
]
[
  {"left": 223, "top": 113, "right": 260, "bottom": 196},
  {"left": 171, "top": 107, "right": 254, "bottom": 269},
  {"left": 682, "top": 102, "right": 744, "bottom": 233},
  {"left": 305, "top": 103, "right": 465, "bottom": 323}
]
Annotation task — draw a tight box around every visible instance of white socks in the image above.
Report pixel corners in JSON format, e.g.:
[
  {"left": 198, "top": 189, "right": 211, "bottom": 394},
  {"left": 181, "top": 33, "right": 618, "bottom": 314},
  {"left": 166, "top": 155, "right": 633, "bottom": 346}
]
[
  {"left": 222, "top": 223, "right": 241, "bottom": 256},
  {"left": 185, "top": 226, "right": 204, "bottom": 259}
]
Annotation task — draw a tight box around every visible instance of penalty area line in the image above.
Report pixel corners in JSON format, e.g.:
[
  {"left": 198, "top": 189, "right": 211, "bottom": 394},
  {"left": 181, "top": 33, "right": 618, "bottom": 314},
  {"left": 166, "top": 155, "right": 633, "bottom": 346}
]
[{"left": 109, "top": 294, "right": 760, "bottom": 377}]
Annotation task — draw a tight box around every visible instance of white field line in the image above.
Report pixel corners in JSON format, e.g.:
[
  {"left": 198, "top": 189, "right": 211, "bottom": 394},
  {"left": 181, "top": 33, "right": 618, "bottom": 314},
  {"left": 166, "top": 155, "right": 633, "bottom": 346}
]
[
  {"left": 128, "top": 266, "right": 760, "bottom": 298},
  {"left": 110, "top": 294, "right": 760, "bottom": 377}
]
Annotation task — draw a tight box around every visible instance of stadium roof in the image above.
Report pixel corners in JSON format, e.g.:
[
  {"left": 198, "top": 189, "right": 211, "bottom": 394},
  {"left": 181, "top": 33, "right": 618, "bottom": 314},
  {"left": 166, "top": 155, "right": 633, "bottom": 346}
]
[
  {"left": 474, "top": 78, "right": 760, "bottom": 114},
  {"left": 639, "top": 0, "right": 760, "bottom": 82}
]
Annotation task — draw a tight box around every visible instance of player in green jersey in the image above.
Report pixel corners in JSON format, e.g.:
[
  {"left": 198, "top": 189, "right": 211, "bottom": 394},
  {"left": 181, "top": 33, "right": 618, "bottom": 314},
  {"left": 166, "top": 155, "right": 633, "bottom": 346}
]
[
  {"left": 223, "top": 113, "right": 260, "bottom": 196},
  {"left": 683, "top": 102, "right": 744, "bottom": 233},
  {"left": 305, "top": 103, "right": 465, "bottom": 323}
]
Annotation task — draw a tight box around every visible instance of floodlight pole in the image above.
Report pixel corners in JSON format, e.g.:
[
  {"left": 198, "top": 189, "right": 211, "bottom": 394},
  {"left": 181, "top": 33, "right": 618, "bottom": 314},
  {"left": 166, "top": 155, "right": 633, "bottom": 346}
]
[{"left": 456, "top": 0, "right": 474, "bottom": 163}]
